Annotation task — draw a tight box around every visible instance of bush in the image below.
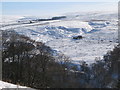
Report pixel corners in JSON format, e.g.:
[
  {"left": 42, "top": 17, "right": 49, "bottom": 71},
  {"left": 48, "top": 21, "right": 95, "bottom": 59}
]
[{"left": 73, "top": 35, "right": 83, "bottom": 40}]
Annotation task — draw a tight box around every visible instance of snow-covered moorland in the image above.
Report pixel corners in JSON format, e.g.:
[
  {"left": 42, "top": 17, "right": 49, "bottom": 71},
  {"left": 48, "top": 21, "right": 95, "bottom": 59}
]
[
  {"left": 0, "top": 11, "right": 119, "bottom": 88},
  {"left": 1, "top": 11, "right": 118, "bottom": 64}
]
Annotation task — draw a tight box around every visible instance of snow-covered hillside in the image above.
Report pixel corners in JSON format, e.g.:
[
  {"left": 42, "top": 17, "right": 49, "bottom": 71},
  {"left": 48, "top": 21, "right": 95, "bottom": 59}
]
[
  {"left": 0, "top": 81, "right": 27, "bottom": 89},
  {"left": 0, "top": 11, "right": 118, "bottom": 64}
]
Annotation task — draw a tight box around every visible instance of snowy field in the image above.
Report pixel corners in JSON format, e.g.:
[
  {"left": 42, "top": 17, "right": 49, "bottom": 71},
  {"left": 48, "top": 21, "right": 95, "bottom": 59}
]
[{"left": 1, "top": 11, "right": 118, "bottom": 65}]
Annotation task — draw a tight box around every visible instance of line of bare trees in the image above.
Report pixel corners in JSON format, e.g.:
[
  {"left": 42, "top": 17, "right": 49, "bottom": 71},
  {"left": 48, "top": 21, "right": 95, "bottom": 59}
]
[
  {"left": 2, "top": 30, "right": 85, "bottom": 88},
  {"left": 2, "top": 30, "right": 120, "bottom": 88}
]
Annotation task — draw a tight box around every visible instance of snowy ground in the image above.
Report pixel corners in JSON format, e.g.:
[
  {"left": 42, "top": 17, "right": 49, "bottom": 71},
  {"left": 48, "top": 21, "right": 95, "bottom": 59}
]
[
  {"left": 0, "top": 80, "right": 27, "bottom": 89},
  {"left": 1, "top": 11, "right": 118, "bottom": 65}
]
